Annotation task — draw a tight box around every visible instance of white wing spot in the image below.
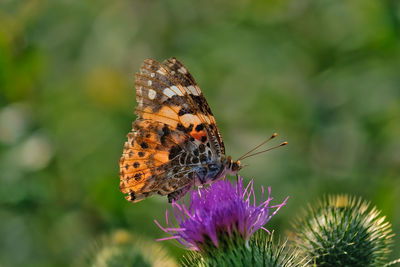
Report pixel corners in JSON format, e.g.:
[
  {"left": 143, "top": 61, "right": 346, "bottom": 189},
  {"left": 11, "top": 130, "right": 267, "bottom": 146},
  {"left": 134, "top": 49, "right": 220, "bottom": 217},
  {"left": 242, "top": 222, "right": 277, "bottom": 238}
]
[
  {"left": 147, "top": 80, "right": 152, "bottom": 86},
  {"left": 150, "top": 73, "right": 155, "bottom": 78},
  {"left": 178, "top": 67, "right": 187, "bottom": 74},
  {"left": 163, "top": 86, "right": 185, "bottom": 97},
  {"left": 171, "top": 86, "right": 184, "bottom": 96},
  {"left": 157, "top": 69, "right": 167, "bottom": 75},
  {"left": 187, "top": 85, "right": 199, "bottom": 96},
  {"left": 148, "top": 89, "right": 157, "bottom": 100},
  {"left": 163, "top": 88, "right": 176, "bottom": 98}
]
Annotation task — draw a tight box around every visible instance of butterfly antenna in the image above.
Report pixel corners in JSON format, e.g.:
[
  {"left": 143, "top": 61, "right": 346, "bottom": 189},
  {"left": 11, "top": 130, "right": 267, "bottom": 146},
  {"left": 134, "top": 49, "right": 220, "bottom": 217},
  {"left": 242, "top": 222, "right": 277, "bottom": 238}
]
[
  {"left": 238, "top": 133, "right": 278, "bottom": 161},
  {"left": 240, "top": 141, "right": 288, "bottom": 160}
]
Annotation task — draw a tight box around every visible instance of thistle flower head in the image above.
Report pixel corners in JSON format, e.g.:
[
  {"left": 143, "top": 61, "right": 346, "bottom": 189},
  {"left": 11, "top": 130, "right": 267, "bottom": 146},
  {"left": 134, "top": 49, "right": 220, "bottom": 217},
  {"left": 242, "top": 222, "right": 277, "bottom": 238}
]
[
  {"left": 292, "top": 195, "right": 394, "bottom": 266},
  {"left": 155, "top": 177, "right": 288, "bottom": 254},
  {"left": 78, "top": 230, "right": 177, "bottom": 267}
]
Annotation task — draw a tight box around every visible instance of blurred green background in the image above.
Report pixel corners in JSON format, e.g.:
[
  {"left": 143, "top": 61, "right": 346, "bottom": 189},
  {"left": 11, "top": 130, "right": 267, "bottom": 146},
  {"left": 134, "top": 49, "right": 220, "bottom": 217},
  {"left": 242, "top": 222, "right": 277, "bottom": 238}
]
[{"left": 1, "top": 0, "right": 400, "bottom": 266}]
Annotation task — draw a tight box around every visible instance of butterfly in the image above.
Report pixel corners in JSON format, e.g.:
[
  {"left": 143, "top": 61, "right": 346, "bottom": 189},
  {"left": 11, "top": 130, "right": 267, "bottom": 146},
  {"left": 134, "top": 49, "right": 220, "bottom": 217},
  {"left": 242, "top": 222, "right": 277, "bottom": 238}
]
[{"left": 119, "top": 57, "right": 286, "bottom": 203}]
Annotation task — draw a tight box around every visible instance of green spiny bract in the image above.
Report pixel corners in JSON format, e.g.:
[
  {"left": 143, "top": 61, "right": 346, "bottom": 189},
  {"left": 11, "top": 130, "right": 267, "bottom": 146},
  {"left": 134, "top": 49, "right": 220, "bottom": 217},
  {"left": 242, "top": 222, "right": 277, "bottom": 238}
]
[
  {"left": 291, "top": 195, "right": 394, "bottom": 267},
  {"left": 181, "top": 231, "right": 310, "bottom": 267}
]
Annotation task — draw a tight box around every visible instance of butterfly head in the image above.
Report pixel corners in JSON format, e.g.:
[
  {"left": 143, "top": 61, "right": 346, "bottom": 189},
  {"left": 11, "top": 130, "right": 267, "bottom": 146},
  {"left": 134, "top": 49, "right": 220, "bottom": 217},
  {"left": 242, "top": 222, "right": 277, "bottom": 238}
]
[
  {"left": 231, "top": 160, "right": 242, "bottom": 173},
  {"left": 223, "top": 155, "right": 243, "bottom": 175}
]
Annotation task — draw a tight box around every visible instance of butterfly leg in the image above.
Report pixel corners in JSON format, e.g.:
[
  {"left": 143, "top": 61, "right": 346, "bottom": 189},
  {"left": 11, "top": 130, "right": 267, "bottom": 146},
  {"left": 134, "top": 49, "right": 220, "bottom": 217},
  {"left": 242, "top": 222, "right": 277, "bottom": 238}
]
[
  {"left": 168, "top": 184, "right": 193, "bottom": 203},
  {"left": 193, "top": 182, "right": 201, "bottom": 198}
]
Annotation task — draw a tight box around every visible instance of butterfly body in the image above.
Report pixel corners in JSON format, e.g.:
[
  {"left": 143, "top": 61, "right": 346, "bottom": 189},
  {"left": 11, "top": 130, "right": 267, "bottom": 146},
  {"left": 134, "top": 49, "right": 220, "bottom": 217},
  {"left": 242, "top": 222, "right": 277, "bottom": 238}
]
[{"left": 119, "top": 58, "right": 242, "bottom": 203}]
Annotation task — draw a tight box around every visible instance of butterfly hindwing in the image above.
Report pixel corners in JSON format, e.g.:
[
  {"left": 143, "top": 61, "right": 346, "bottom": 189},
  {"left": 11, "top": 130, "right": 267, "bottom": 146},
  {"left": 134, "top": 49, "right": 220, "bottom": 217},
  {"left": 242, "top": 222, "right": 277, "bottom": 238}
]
[{"left": 119, "top": 120, "right": 193, "bottom": 202}]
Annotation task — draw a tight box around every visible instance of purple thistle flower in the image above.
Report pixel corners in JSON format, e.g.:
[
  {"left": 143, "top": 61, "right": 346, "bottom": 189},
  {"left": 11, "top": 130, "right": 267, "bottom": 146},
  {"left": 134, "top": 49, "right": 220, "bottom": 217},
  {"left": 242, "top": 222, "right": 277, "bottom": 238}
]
[{"left": 154, "top": 177, "right": 288, "bottom": 252}]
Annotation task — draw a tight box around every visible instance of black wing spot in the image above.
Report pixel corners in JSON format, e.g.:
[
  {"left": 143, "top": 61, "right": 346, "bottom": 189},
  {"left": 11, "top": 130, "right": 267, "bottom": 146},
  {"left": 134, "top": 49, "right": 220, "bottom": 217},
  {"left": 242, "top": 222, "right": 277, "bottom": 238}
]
[
  {"left": 134, "top": 173, "right": 142, "bottom": 181},
  {"left": 201, "top": 136, "right": 207, "bottom": 142},
  {"left": 129, "top": 191, "right": 136, "bottom": 201},
  {"left": 200, "top": 154, "right": 207, "bottom": 163},
  {"left": 140, "top": 142, "right": 149, "bottom": 149},
  {"left": 195, "top": 124, "right": 204, "bottom": 132},
  {"left": 164, "top": 95, "right": 185, "bottom": 106},
  {"left": 199, "top": 144, "right": 206, "bottom": 153},
  {"left": 162, "top": 124, "right": 171, "bottom": 136},
  {"left": 206, "top": 142, "right": 211, "bottom": 148},
  {"left": 169, "top": 146, "right": 182, "bottom": 160},
  {"left": 160, "top": 136, "right": 167, "bottom": 146},
  {"left": 176, "top": 123, "right": 185, "bottom": 132},
  {"left": 176, "top": 123, "right": 193, "bottom": 133},
  {"left": 133, "top": 162, "right": 140, "bottom": 168},
  {"left": 161, "top": 124, "right": 171, "bottom": 146},
  {"left": 138, "top": 151, "right": 145, "bottom": 157},
  {"left": 178, "top": 107, "right": 194, "bottom": 116}
]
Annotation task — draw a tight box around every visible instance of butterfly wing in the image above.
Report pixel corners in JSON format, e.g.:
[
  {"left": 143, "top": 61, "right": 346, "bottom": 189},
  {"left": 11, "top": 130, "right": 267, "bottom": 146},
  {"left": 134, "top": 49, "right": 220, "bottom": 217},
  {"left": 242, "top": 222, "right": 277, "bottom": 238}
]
[
  {"left": 119, "top": 58, "right": 225, "bottom": 203},
  {"left": 162, "top": 57, "right": 225, "bottom": 155}
]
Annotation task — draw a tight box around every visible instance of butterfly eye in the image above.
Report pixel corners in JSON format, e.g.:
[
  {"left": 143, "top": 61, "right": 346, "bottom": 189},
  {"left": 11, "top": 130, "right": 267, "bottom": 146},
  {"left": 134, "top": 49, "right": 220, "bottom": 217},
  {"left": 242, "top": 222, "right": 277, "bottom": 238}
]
[{"left": 231, "top": 161, "right": 241, "bottom": 172}]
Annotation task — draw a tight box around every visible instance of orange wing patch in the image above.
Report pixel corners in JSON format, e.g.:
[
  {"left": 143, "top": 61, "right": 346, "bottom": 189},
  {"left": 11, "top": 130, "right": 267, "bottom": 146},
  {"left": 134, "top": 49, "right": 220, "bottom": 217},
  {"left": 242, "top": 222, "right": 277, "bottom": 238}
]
[
  {"left": 139, "top": 106, "right": 179, "bottom": 127},
  {"left": 187, "top": 123, "right": 207, "bottom": 143}
]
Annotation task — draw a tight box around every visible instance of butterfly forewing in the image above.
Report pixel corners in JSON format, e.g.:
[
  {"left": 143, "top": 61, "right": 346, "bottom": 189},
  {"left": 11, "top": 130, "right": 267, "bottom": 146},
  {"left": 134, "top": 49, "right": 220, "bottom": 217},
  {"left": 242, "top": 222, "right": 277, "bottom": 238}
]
[
  {"left": 162, "top": 58, "right": 225, "bottom": 155},
  {"left": 119, "top": 58, "right": 225, "bottom": 202}
]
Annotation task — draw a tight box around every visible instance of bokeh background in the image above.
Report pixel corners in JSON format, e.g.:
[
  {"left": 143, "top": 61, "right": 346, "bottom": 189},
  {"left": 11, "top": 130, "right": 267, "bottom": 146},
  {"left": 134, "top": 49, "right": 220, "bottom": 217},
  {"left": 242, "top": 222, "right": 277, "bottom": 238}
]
[{"left": 1, "top": 0, "right": 400, "bottom": 266}]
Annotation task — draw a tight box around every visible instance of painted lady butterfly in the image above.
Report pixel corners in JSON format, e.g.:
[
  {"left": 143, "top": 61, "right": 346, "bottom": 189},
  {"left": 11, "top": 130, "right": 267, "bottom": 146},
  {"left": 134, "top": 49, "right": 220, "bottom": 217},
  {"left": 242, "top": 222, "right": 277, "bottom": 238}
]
[{"left": 119, "top": 58, "right": 286, "bottom": 203}]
